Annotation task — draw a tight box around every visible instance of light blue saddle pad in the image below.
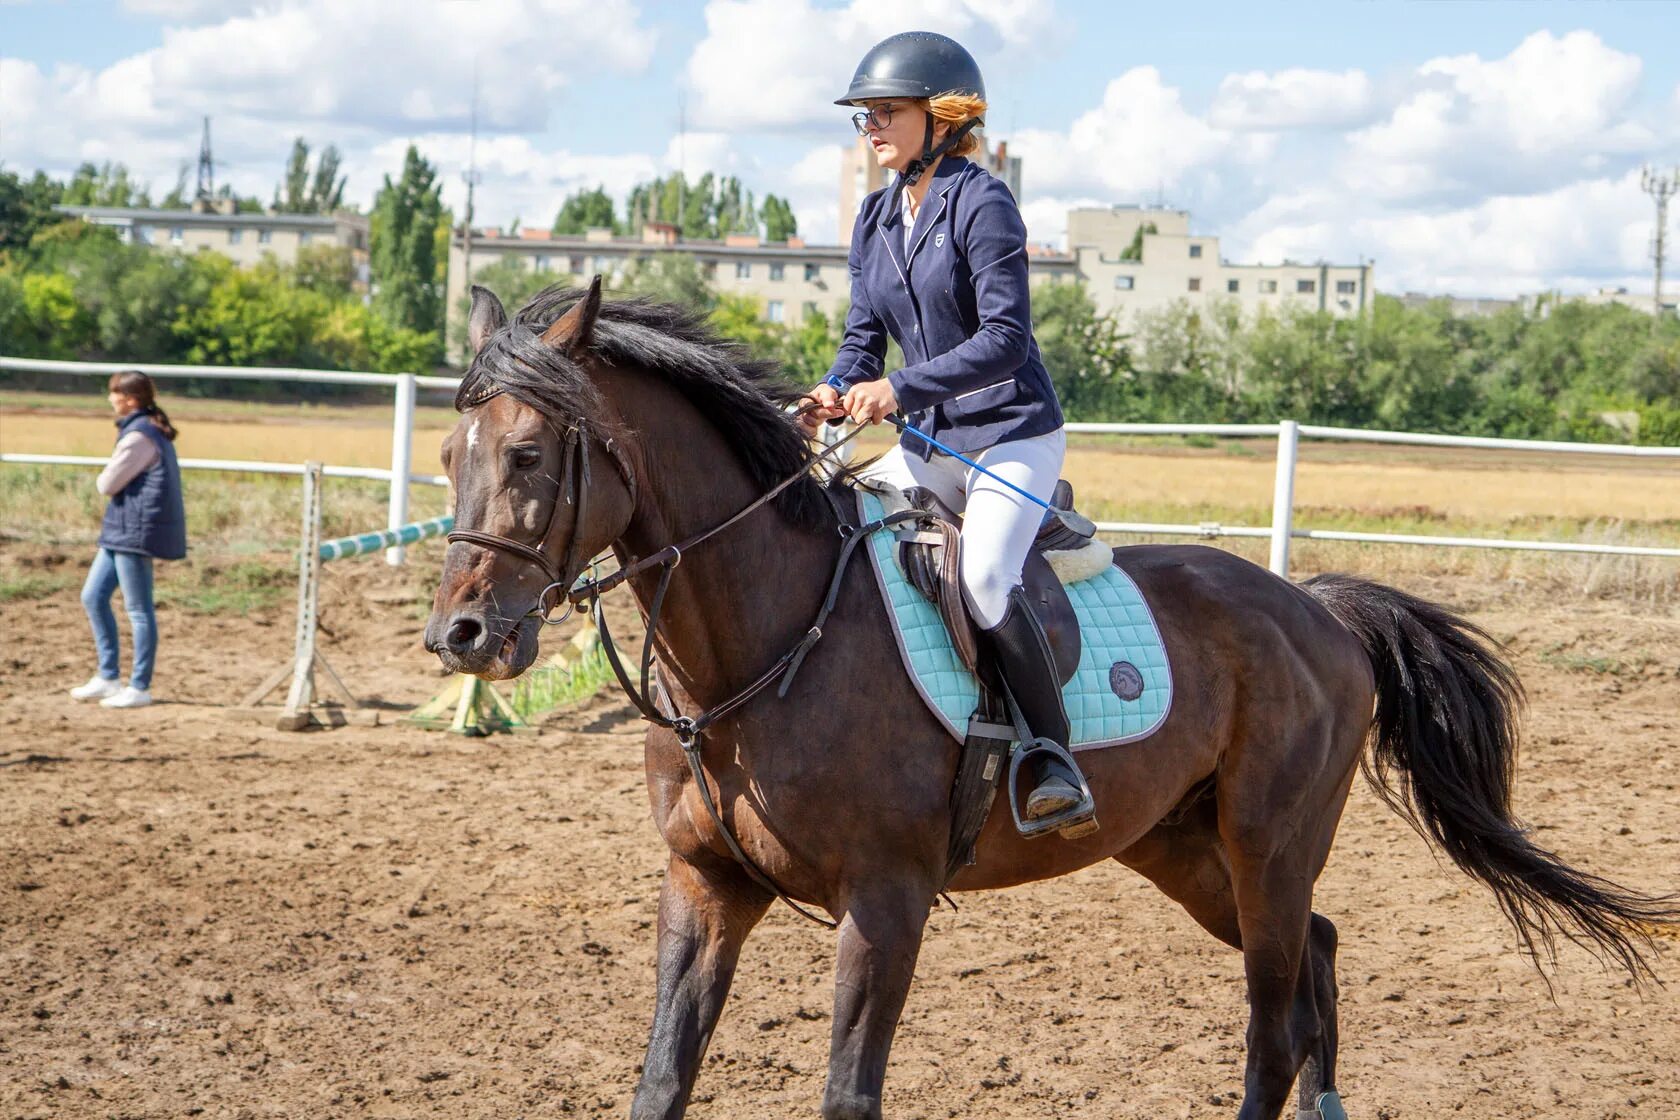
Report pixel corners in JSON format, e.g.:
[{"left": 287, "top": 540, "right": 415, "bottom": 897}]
[{"left": 857, "top": 489, "right": 1172, "bottom": 750}]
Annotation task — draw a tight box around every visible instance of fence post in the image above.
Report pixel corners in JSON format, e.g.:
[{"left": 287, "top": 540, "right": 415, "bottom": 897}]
[
  {"left": 386, "top": 372, "right": 416, "bottom": 565},
  {"left": 1269, "top": 420, "right": 1299, "bottom": 578}
]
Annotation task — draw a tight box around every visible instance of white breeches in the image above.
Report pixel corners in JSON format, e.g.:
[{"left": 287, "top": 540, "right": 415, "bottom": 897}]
[{"left": 859, "top": 427, "right": 1067, "bottom": 629}]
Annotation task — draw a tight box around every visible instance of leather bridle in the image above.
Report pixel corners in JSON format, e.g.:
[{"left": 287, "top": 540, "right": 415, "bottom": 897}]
[
  {"left": 442, "top": 397, "right": 900, "bottom": 926},
  {"left": 444, "top": 413, "right": 632, "bottom": 627}
]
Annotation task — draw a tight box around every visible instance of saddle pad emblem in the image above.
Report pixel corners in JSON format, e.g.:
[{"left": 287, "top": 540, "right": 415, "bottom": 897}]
[
  {"left": 1109, "top": 661, "right": 1144, "bottom": 701},
  {"left": 858, "top": 490, "right": 1172, "bottom": 751}
]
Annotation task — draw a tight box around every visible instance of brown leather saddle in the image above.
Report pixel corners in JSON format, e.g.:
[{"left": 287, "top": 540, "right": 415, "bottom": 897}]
[{"left": 892, "top": 480, "right": 1083, "bottom": 688}]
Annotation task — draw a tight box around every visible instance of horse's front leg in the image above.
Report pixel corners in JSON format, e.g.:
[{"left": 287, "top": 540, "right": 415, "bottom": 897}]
[
  {"left": 630, "top": 853, "right": 771, "bottom": 1120},
  {"left": 822, "top": 882, "right": 935, "bottom": 1120}
]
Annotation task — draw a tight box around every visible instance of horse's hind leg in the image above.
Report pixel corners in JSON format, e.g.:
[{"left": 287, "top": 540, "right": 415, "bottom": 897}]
[
  {"left": 630, "top": 854, "right": 771, "bottom": 1120},
  {"left": 1295, "top": 913, "right": 1343, "bottom": 1119},
  {"left": 1221, "top": 738, "right": 1355, "bottom": 1120},
  {"left": 1121, "top": 781, "right": 1346, "bottom": 1119}
]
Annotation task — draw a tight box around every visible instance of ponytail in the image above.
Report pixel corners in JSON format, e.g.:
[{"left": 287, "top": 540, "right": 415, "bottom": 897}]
[
  {"left": 108, "top": 370, "right": 179, "bottom": 442},
  {"left": 144, "top": 403, "right": 179, "bottom": 442}
]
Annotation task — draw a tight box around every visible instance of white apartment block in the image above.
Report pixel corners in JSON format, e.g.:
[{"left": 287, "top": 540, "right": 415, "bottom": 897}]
[
  {"left": 445, "top": 224, "right": 853, "bottom": 353},
  {"left": 56, "top": 203, "right": 370, "bottom": 277},
  {"left": 1066, "top": 206, "right": 1372, "bottom": 321}
]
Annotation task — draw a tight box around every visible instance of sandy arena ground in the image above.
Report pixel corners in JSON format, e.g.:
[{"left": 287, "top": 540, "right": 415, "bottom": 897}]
[{"left": 2, "top": 544, "right": 1677, "bottom": 1119}]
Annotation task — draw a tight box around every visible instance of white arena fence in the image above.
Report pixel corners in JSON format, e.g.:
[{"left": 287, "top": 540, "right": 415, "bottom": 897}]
[{"left": 3, "top": 356, "right": 1677, "bottom": 576}]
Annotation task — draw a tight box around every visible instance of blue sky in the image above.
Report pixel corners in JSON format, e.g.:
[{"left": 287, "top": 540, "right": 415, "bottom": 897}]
[{"left": 4, "top": 0, "right": 1678, "bottom": 297}]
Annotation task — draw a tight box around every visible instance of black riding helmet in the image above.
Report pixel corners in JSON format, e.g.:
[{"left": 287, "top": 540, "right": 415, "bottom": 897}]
[{"left": 837, "top": 31, "right": 986, "bottom": 187}]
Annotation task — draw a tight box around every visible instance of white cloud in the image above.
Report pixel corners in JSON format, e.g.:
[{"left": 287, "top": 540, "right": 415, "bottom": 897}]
[
  {"left": 785, "top": 143, "right": 843, "bottom": 242},
  {"left": 143, "top": 0, "right": 652, "bottom": 133},
  {"left": 683, "top": 0, "right": 1058, "bottom": 131},
  {"left": 1342, "top": 30, "right": 1653, "bottom": 205},
  {"left": 1009, "top": 67, "right": 1238, "bottom": 199},
  {"left": 1228, "top": 171, "right": 1654, "bottom": 298},
  {"left": 3, "top": 0, "right": 660, "bottom": 227},
  {"left": 1002, "top": 30, "right": 1675, "bottom": 298},
  {"left": 1210, "top": 68, "right": 1375, "bottom": 131},
  {"left": 120, "top": 0, "right": 263, "bottom": 19}
]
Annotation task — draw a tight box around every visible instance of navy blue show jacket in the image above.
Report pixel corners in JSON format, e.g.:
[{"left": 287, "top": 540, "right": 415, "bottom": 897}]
[{"left": 823, "top": 156, "right": 1063, "bottom": 459}]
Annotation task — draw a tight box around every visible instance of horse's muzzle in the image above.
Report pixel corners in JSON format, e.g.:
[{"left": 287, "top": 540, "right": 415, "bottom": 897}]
[{"left": 424, "top": 608, "right": 539, "bottom": 680}]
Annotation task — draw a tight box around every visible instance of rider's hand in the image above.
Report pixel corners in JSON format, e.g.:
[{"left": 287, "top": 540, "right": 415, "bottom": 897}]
[
  {"left": 843, "top": 379, "right": 898, "bottom": 427},
  {"left": 798, "top": 383, "right": 846, "bottom": 435}
]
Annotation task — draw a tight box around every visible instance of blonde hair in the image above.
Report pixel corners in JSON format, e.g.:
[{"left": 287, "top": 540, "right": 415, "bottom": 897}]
[{"left": 925, "top": 91, "right": 987, "bottom": 158}]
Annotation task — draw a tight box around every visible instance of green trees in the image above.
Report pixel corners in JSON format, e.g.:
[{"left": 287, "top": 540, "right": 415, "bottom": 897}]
[
  {"left": 1049, "top": 290, "right": 1678, "bottom": 441},
  {"left": 552, "top": 186, "right": 618, "bottom": 235},
  {"left": 274, "top": 139, "right": 346, "bottom": 214},
  {"left": 760, "top": 195, "right": 798, "bottom": 241},
  {"left": 61, "top": 162, "right": 149, "bottom": 208},
  {"left": 623, "top": 173, "right": 766, "bottom": 239},
  {"left": 551, "top": 180, "right": 796, "bottom": 242},
  {"left": 1031, "top": 281, "right": 1132, "bottom": 418},
  {"left": 0, "top": 170, "right": 66, "bottom": 254},
  {"left": 617, "top": 253, "right": 714, "bottom": 310},
  {"left": 1, "top": 213, "right": 432, "bottom": 375},
  {"left": 370, "top": 145, "right": 444, "bottom": 356}
]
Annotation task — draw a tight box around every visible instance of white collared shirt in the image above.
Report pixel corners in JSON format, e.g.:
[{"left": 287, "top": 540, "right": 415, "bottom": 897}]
[{"left": 901, "top": 186, "right": 917, "bottom": 254}]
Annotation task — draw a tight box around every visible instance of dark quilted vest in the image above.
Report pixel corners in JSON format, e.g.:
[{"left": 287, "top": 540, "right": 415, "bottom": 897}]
[{"left": 98, "top": 411, "right": 187, "bottom": 560}]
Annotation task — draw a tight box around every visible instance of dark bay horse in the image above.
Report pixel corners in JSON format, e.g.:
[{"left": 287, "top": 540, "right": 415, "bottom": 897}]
[{"left": 423, "top": 281, "right": 1674, "bottom": 1120}]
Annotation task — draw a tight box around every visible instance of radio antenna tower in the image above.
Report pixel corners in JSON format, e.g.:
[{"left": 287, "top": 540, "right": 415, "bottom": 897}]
[
  {"left": 1642, "top": 164, "right": 1679, "bottom": 322},
  {"left": 461, "top": 66, "right": 484, "bottom": 286},
  {"left": 195, "top": 116, "right": 215, "bottom": 203}
]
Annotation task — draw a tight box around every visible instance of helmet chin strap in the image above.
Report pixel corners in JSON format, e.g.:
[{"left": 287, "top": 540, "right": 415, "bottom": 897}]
[{"left": 898, "top": 116, "right": 981, "bottom": 189}]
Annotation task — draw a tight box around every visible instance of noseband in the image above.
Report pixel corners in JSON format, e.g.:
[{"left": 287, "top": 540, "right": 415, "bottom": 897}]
[{"left": 444, "top": 414, "right": 626, "bottom": 626}]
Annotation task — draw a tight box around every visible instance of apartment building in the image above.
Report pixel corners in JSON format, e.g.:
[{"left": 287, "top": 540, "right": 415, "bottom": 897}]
[
  {"left": 1066, "top": 206, "right": 1373, "bottom": 321},
  {"left": 445, "top": 223, "right": 855, "bottom": 352},
  {"left": 55, "top": 201, "right": 370, "bottom": 274}
]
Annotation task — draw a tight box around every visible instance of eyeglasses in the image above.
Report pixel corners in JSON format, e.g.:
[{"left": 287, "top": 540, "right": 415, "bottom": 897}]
[{"left": 851, "top": 104, "right": 897, "bottom": 135}]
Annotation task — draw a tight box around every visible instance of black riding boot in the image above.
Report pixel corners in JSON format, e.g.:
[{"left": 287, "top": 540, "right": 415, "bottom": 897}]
[{"left": 984, "top": 586, "right": 1097, "bottom": 836}]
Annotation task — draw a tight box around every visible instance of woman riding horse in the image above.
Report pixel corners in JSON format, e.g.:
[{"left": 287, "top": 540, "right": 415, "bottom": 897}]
[{"left": 802, "top": 32, "right": 1092, "bottom": 834}]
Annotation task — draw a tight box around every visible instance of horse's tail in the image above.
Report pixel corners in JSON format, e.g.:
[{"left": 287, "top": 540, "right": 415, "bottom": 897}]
[{"left": 1303, "top": 572, "right": 1677, "bottom": 982}]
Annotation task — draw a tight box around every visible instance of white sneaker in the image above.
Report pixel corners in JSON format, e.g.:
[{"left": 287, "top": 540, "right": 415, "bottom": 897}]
[
  {"left": 70, "top": 676, "right": 122, "bottom": 701},
  {"left": 100, "top": 686, "right": 153, "bottom": 709}
]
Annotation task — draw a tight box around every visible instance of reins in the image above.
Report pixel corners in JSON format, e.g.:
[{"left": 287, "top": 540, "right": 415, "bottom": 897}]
[{"left": 447, "top": 401, "right": 895, "bottom": 926}]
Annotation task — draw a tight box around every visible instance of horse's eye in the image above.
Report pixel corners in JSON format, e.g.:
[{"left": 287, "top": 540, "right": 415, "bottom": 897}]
[{"left": 510, "top": 446, "right": 542, "bottom": 470}]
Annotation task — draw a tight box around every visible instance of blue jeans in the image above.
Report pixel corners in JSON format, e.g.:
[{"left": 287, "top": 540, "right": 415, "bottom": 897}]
[{"left": 81, "top": 548, "right": 156, "bottom": 689}]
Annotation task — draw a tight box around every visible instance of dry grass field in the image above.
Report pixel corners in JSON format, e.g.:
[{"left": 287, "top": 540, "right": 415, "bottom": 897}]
[
  {"left": 6, "top": 394, "right": 1676, "bottom": 607},
  {"left": 6, "top": 397, "right": 1678, "bottom": 523}
]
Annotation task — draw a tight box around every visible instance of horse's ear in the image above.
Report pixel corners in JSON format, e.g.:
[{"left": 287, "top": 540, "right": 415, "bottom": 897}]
[
  {"left": 467, "top": 286, "right": 507, "bottom": 355},
  {"left": 540, "top": 274, "right": 604, "bottom": 354}
]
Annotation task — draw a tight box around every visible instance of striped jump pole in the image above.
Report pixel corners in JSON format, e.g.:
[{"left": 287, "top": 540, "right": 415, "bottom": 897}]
[{"left": 319, "top": 515, "right": 454, "bottom": 561}]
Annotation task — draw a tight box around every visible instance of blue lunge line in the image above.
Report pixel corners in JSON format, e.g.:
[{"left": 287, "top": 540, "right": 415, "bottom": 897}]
[{"left": 886, "top": 415, "right": 1054, "bottom": 513}]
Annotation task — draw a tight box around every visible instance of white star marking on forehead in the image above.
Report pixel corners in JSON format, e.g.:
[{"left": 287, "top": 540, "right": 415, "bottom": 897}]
[{"left": 466, "top": 418, "right": 481, "bottom": 452}]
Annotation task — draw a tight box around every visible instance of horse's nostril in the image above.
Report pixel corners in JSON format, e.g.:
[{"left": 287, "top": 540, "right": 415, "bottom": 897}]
[{"left": 446, "top": 616, "right": 483, "bottom": 652}]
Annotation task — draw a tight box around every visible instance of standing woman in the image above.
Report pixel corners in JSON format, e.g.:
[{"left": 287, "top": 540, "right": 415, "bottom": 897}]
[
  {"left": 69, "top": 371, "right": 187, "bottom": 708},
  {"left": 803, "top": 32, "right": 1095, "bottom": 836}
]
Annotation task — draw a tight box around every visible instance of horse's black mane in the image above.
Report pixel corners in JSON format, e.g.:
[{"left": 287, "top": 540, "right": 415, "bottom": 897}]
[{"left": 457, "top": 285, "right": 836, "bottom": 532}]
